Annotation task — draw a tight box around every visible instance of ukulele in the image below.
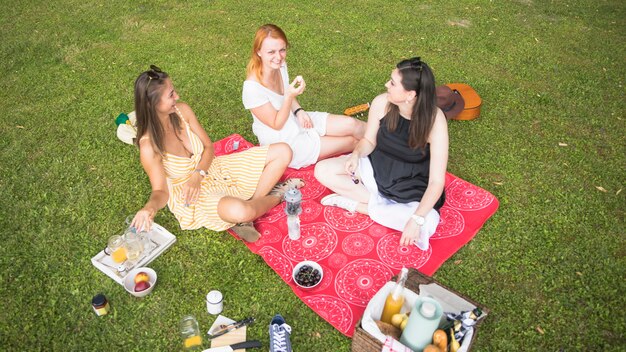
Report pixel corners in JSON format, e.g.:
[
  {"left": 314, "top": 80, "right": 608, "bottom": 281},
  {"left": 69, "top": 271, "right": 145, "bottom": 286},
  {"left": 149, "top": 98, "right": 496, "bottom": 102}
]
[
  {"left": 344, "top": 103, "right": 370, "bottom": 118},
  {"left": 445, "top": 83, "right": 482, "bottom": 121}
]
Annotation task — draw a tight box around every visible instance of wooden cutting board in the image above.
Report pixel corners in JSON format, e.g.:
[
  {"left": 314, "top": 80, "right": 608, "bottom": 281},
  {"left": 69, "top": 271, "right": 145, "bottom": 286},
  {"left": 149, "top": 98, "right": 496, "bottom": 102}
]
[{"left": 210, "top": 326, "right": 247, "bottom": 352}]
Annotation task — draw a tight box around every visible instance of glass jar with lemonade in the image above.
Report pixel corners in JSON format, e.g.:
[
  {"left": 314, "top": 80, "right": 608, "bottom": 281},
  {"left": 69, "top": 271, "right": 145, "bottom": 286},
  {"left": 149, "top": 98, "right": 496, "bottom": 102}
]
[{"left": 106, "top": 235, "right": 127, "bottom": 264}]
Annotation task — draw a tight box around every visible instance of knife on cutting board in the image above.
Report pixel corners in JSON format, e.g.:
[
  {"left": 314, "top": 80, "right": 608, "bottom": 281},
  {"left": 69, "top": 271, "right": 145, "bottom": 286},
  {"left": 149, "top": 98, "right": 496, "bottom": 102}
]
[
  {"left": 201, "top": 340, "right": 262, "bottom": 352},
  {"left": 208, "top": 317, "right": 255, "bottom": 339}
]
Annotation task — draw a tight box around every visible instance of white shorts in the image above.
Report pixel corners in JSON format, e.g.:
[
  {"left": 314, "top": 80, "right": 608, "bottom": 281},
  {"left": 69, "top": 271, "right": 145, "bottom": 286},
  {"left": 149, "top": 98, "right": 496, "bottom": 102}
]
[{"left": 288, "top": 111, "right": 328, "bottom": 169}]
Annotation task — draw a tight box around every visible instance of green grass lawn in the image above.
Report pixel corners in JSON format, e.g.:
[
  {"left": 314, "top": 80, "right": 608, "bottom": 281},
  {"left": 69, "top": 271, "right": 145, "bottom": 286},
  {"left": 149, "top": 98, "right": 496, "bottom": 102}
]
[{"left": 1, "top": 0, "right": 624, "bottom": 350}]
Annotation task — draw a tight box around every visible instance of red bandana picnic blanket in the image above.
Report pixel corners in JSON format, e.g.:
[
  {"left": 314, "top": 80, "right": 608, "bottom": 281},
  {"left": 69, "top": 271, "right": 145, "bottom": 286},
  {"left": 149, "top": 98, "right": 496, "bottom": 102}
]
[{"left": 214, "top": 134, "right": 499, "bottom": 337}]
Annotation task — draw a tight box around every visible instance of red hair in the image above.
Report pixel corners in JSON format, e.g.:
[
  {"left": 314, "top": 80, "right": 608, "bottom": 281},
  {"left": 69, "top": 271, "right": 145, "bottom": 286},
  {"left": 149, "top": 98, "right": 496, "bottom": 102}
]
[{"left": 246, "top": 24, "right": 289, "bottom": 84}]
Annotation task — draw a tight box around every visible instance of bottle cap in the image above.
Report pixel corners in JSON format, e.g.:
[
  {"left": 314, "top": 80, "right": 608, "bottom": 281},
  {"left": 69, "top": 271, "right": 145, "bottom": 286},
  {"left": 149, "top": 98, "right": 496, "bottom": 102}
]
[
  {"left": 420, "top": 301, "right": 436, "bottom": 318},
  {"left": 284, "top": 189, "right": 302, "bottom": 203},
  {"left": 92, "top": 293, "right": 106, "bottom": 306}
]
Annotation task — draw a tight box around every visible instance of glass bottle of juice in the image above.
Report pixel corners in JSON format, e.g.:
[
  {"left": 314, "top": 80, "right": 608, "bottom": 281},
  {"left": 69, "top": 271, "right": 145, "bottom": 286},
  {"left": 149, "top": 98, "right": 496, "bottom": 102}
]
[{"left": 380, "top": 267, "right": 409, "bottom": 324}]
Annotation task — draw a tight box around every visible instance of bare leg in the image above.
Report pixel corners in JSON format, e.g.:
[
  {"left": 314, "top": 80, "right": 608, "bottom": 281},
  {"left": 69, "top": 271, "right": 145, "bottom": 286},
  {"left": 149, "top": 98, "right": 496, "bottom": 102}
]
[
  {"left": 355, "top": 203, "right": 369, "bottom": 214},
  {"left": 315, "top": 155, "right": 370, "bottom": 205},
  {"left": 218, "top": 142, "right": 295, "bottom": 224},
  {"left": 250, "top": 142, "right": 291, "bottom": 199},
  {"left": 217, "top": 196, "right": 280, "bottom": 224},
  {"left": 217, "top": 177, "right": 303, "bottom": 224},
  {"left": 325, "top": 114, "right": 366, "bottom": 139},
  {"left": 317, "top": 135, "right": 358, "bottom": 160},
  {"left": 315, "top": 114, "right": 366, "bottom": 161}
]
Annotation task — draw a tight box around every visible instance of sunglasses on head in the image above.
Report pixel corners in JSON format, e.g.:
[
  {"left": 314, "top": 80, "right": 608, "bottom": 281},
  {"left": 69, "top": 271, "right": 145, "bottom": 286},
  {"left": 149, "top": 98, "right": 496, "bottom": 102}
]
[
  {"left": 146, "top": 65, "right": 163, "bottom": 89},
  {"left": 405, "top": 57, "right": 423, "bottom": 88},
  {"left": 409, "top": 57, "right": 423, "bottom": 71}
]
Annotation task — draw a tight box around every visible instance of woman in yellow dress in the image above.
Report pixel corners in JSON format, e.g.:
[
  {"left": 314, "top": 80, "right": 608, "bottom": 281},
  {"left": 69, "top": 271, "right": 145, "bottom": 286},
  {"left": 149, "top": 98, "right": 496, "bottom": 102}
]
[{"left": 129, "top": 65, "right": 303, "bottom": 242}]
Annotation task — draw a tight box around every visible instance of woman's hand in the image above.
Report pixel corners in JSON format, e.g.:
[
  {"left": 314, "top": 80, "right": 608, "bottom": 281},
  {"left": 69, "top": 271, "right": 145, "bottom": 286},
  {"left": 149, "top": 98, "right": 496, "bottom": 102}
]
[
  {"left": 183, "top": 173, "right": 203, "bottom": 206},
  {"left": 296, "top": 110, "right": 313, "bottom": 129},
  {"left": 131, "top": 207, "right": 156, "bottom": 232},
  {"left": 400, "top": 219, "right": 421, "bottom": 247},
  {"left": 286, "top": 76, "right": 306, "bottom": 98},
  {"left": 344, "top": 153, "right": 360, "bottom": 175}
]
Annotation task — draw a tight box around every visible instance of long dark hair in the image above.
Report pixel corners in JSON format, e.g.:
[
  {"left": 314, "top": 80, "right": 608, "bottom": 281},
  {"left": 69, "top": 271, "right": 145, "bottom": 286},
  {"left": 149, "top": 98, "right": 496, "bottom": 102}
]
[
  {"left": 133, "top": 65, "right": 182, "bottom": 156},
  {"left": 386, "top": 57, "right": 437, "bottom": 149}
]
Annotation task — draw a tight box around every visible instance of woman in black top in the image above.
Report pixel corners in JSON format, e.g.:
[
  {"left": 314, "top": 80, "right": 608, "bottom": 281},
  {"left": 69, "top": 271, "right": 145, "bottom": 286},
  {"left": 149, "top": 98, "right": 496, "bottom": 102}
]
[{"left": 314, "top": 57, "right": 448, "bottom": 250}]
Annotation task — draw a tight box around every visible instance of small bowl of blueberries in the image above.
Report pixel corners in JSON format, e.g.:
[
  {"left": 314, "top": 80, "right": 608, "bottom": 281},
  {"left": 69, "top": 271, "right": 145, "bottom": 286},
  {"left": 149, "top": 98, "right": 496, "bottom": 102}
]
[{"left": 292, "top": 260, "right": 323, "bottom": 289}]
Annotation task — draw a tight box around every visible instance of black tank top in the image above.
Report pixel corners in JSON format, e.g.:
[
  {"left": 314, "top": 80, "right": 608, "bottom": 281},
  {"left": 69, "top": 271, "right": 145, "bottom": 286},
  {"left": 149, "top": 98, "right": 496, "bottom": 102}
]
[{"left": 368, "top": 114, "right": 445, "bottom": 211}]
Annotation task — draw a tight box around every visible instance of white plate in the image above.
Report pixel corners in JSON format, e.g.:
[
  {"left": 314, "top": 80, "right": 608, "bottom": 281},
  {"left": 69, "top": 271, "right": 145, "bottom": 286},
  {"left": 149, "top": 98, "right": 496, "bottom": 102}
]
[{"left": 91, "top": 223, "right": 176, "bottom": 285}]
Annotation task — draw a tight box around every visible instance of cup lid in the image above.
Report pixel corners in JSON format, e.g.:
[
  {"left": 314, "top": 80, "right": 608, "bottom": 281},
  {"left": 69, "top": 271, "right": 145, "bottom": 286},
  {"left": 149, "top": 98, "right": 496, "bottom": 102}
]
[
  {"left": 206, "top": 290, "right": 223, "bottom": 303},
  {"left": 92, "top": 293, "right": 107, "bottom": 305},
  {"left": 420, "top": 301, "right": 436, "bottom": 318}
]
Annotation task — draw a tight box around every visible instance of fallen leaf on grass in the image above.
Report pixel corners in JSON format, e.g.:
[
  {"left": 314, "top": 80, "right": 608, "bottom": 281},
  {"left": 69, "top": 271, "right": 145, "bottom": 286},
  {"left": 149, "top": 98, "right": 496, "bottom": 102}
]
[
  {"left": 454, "top": 260, "right": 462, "bottom": 265},
  {"left": 616, "top": 189, "right": 622, "bottom": 195},
  {"left": 536, "top": 326, "right": 545, "bottom": 334},
  {"left": 447, "top": 19, "right": 471, "bottom": 27},
  {"left": 16, "top": 125, "right": 24, "bottom": 129},
  {"left": 493, "top": 181, "right": 504, "bottom": 186},
  {"left": 595, "top": 186, "right": 608, "bottom": 192},
  {"left": 313, "top": 331, "right": 321, "bottom": 338},
  {"left": 576, "top": 272, "right": 583, "bottom": 276},
  {"left": 558, "top": 142, "right": 568, "bottom": 147}
]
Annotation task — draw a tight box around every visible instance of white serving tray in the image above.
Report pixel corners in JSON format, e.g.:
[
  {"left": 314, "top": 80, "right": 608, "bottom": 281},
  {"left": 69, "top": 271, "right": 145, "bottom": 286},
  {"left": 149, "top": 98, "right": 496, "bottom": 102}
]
[{"left": 91, "top": 223, "right": 177, "bottom": 285}]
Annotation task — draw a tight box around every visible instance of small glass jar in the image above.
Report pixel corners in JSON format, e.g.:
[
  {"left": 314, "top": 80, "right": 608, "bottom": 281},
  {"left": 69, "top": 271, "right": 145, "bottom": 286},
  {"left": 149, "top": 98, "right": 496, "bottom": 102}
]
[
  {"left": 91, "top": 293, "right": 110, "bottom": 316},
  {"left": 180, "top": 315, "right": 202, "bottom": 350}
]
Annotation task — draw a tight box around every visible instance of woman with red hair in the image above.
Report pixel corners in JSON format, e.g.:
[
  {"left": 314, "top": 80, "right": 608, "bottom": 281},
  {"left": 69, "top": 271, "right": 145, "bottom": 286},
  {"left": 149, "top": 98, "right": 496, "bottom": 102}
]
[{"left": 242, "top": 24, "right": 366, "bottom": 169}]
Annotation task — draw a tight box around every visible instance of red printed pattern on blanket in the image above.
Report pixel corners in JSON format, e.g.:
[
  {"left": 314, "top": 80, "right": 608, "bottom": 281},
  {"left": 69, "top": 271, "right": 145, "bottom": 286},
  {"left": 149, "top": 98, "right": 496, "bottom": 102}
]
[{"left": 215, "top": 134, "right": 499, "bottom": 337}]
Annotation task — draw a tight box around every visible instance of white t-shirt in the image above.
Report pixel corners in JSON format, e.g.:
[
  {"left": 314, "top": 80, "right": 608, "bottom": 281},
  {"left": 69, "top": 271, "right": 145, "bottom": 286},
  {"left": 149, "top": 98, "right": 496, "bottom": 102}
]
[{"left": 242, "top": 64, "right": 327, "bottom": 169}]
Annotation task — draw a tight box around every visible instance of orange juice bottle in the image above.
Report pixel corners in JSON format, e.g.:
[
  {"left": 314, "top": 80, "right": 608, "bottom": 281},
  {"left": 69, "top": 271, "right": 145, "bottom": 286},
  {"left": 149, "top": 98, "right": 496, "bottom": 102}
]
[{"left": 380, "top": 267, "right": 408, "bottom": 324}]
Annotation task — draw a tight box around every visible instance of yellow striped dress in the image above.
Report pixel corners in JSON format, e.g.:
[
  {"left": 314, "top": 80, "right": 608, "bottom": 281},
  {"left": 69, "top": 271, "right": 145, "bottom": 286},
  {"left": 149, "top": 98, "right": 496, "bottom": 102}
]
[{"left": 162, "top": 109, "right": 269, "bottom": 231}]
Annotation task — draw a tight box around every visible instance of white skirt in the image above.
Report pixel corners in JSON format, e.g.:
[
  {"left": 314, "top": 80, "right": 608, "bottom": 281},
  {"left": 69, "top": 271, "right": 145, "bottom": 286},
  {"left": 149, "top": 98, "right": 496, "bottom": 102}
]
[{"left": 358, "top": 156, "right": 440, "bottom": 250}]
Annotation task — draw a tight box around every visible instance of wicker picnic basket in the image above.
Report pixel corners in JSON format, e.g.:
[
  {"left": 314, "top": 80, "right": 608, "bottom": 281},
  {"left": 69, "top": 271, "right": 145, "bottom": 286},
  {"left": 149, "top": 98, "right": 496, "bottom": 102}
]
[{"left": 351, "top": 268, "right": 489, "bottom": 351}]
